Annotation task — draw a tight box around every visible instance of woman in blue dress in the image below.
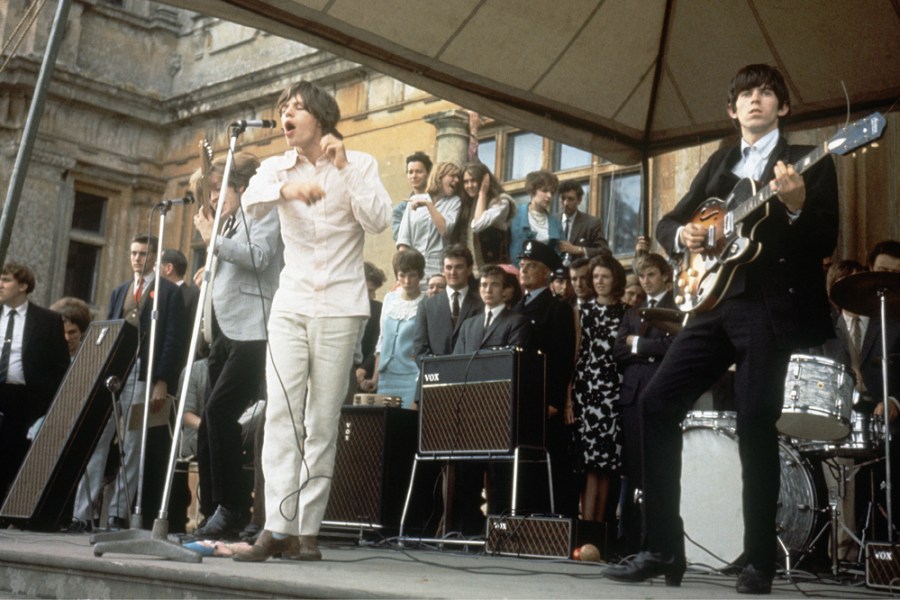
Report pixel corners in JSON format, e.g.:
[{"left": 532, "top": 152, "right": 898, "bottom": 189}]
[{"left": 361, "top": 249, "right": 425, "bottom": 408}]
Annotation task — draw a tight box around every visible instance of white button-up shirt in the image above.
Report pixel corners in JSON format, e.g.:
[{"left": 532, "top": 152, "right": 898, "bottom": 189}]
[
  {"left": 2, "top": 302, "right": 28, "bottom": 384},
  {"left": 242, "top": 149, "right": 391, "bottom": 318}
]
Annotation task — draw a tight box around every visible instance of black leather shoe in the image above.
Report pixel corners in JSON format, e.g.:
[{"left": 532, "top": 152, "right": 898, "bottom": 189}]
[
  {"left": 106, "top": 516, "right": 129, "bottom": 531},
  {"left": 605, "top": 551, "right": 686, "bottom": 587},
  {"left": 61, "top": 518, "right": 96, "bottom": 534},
  {"left": 189, "top": 504, "right": 244, "bottom": 540},
  {"left": 736, "top": 564, "right": 773, "bottom": 594}
]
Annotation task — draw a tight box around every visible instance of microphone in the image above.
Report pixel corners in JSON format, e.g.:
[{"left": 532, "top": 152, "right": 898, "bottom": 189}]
[
  {"left": 230, "top": 119, "right": 277, "bottom": 129},
  {"left": 155, "top": 191, "right": 195, "bottom": 209}
]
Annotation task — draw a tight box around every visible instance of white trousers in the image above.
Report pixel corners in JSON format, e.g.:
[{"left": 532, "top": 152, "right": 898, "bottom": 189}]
[{"left": 262, "top": 310, "right": 361, "bottom": 536}]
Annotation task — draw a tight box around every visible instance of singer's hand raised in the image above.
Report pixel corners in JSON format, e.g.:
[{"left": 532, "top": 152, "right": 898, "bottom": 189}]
[
  {"left": 280, "top": 181, "right": 325, "bottom": 205},
  {"left": 320, "top": 134, "right": 348, "bottom": 169}
]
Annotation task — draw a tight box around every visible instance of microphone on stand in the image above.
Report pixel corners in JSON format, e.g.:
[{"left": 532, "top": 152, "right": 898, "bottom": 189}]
[
  {"left": 155, "top": 191, "right": 195, "bottom": 209},
  {"left": 230, "top": 119, "right": 277, "bottom": 129}
]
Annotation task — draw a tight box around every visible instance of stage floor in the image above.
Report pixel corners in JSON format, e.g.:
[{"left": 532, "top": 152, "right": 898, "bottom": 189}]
[{"left": 0, "top": 529, "right": 894, "bottom": 599}]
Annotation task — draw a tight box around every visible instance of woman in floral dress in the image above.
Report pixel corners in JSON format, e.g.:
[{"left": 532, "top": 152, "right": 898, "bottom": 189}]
[{"left": 573, "top": 253, "right": 628, "bottom": 523}]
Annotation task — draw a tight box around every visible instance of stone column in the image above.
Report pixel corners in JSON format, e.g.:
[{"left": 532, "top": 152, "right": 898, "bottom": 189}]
[{"left": 424, "top": 109, "right": 470, "bottom": 167}]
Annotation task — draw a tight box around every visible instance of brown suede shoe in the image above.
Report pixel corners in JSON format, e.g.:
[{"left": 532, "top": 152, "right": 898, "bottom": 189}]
[
  {"left": 295, "top": 535, "right": 322, "bottom": 561},
  {"left": 233, "top": 530, "right": 299, "bottom": 562}
]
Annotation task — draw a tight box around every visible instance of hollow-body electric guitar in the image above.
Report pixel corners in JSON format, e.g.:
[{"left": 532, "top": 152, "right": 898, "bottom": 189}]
[{"left": 674, "top": 112, "right": 886, "bottom": 314}]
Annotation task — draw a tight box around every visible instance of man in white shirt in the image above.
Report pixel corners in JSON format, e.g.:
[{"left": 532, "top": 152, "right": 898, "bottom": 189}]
[
  {"left": 235, "top": 80, "right": 391, "bottom": 562},
  {"left": 0, "top": 262, "right": 69, "bottom": 501}
]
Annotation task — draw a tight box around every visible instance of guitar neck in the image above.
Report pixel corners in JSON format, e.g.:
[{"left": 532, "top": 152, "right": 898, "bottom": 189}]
[{"left": 732, "top": 141, "right": 830, "bottom": 223}]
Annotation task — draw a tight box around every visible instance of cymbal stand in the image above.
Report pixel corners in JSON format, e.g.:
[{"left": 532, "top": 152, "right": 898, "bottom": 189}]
[
  {"left": 93, "top": 123, "right": 246, "bottom": 563},
  {"left": 877, "top": 287, "right": 893, "bottom": 541}
]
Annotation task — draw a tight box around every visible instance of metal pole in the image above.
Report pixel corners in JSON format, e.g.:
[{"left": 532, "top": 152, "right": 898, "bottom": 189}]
[{"left": 0, "top": 0, "right": 72, "bottom": 265}]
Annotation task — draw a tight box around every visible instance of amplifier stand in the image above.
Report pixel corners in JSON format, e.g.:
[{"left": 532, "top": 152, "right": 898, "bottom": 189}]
[{"left": 397, "top": 445, "right": 554, "bottom": 544}]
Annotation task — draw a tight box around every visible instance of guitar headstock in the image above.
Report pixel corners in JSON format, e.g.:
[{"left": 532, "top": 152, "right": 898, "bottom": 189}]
[
  {"left": 196, "top": 139, "right": 214, "bottom": 210},
  {"left": 827, "top": 112, "right": 886, "bottom": 156}
]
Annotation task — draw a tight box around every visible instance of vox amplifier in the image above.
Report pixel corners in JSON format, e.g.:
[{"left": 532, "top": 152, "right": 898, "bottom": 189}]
[
  {"left": 866, "top": 542, "right": 900, "bottom": 590},
  {"left": 485, "top": 515, "right": 572, "bottom": 559},
  {"left": 418, "top": 349, "right": 545, "bottom": 456},
  {"left": 0, "top": 320, "right": 137, "bottom": 530},
  {"left": 323, "top": 406, "right": 422, "bottom": 532}
]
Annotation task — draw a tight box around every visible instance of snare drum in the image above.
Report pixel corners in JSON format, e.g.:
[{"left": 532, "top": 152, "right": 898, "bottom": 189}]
[
  {"left": 777, "top": 355, "right": 853, "bottom": 441},
  {"left": 681, "top": 411, "right": 818, "bottom": 567}
]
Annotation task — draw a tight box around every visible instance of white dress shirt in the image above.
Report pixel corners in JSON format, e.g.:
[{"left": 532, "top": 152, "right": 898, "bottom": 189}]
[
  {"left": 2, "top": 302, "right": 29, "bottom": 384},
  {"left": 242, "top": 149, "right": 392, "bottom": 318}
]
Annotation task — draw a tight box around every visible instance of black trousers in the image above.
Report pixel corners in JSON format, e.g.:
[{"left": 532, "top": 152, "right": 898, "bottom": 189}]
[
  {"left": 640, "top": 295, "right": 790, "bottom": 572},
  {"left": 196, "top": 330, "right": 266, "bottom": 512},
  {"left": 0, "top": 384, "right": 30, "bottom": 501}
]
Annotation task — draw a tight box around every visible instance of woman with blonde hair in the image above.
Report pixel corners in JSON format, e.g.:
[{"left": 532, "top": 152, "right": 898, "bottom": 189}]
[{"left": 397, "top": 161, "right": 461, "bottom": 279}]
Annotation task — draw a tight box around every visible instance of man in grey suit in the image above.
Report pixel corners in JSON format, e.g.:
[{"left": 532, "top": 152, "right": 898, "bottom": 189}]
[
  {"left": 189, "top": 151, "right": 282, "bottom": 539},
  {"left": 454, "top": 264, "right": 531, "bottom": 354},
  {"left": 556, "top": 181, "right": 609, "bottom": 265},
  {"left": 413, "top": 244, "right": 483, "bottom": 370}
]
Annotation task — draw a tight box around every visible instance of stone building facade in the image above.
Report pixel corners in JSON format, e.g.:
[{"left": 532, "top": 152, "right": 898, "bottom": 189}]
[{"left": 1, "top": 0, "right": 895, "bottom": 312}]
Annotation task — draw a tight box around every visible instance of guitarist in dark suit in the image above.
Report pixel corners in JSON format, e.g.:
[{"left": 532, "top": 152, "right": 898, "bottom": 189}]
[
  {"left": 607, "top": 64, "right": 838, "bottom": 594},
  {"left": 612, "top": 253, "right": 677, "bottom": 556}
]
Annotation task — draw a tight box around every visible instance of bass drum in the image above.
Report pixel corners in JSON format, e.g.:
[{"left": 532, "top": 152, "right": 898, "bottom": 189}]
[{"left": 681, "top": 411, "right": 819, "bottom": 567}]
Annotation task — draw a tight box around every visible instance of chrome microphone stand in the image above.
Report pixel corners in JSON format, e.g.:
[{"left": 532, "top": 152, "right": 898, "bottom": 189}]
[
  {"left": 93, "top": 124, "right": 246, "bottom": 563},
  {"left": 92, "top": 199, "right": 199, "bottom": 562}
]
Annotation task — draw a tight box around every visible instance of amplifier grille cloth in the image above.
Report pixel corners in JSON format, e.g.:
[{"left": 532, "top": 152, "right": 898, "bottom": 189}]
[
  {"left": 421, "top": 380, "right": 512, "bottom": 453},
  {"left": 2, "top": 321, "right": 127, "bottom": 518},
  {"left": 485, "top": 515, "right": 571, "bottom": 558},
  {"left": 324, "top": 411, "right": 384, "bottom": 524}
]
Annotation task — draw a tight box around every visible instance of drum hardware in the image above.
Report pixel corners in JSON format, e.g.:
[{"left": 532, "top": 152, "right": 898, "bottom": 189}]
[{"left": 830, "top": 270, "right": 900, "bottom": 542}]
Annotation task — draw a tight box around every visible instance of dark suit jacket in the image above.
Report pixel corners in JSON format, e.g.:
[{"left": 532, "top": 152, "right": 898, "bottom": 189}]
[
  {"left": 816, "top": 308, "right": 900, "bottom": 406},
  {"left": 109, "top": 276, "right": 186, "bottom": 391},
  {"left": 612, "top": 292, "right": 677, "bottom": 407},
  {"left": 513, "top": 288, "right": 576, "bottom": 410},
  {"left": 21, "top": 302, "right": 70, "bottom": 418},
  {"left": 657, "top": 134, "right": 838, "bottom": 350},
  {"left": 180, "top": 282, "right": 200, "bottom": 325},
  {"left": 453, "top": 307, "right": 532, "bottom": 354},
  {"left": 414, "top": 287, "right": 484, "bottom": 360},
  {"left": 562, "top": 210, "right": 609, "bottom": 258}
]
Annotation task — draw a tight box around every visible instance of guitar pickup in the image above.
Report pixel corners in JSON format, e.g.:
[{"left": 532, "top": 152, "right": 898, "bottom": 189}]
[
  {"left": 724, "top": 211, "right": 734, "bottom": 236},
  {"left": 706, "top": 226, "right": 716, "bottom": 249}
]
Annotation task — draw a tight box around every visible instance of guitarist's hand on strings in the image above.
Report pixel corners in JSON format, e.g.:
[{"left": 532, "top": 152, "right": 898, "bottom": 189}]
[
  {"left": 679, "top": 223, "right": 706, "bottom": 253},
  {"left": 770, "top": 160, "right": 805, "bottom": 214}
]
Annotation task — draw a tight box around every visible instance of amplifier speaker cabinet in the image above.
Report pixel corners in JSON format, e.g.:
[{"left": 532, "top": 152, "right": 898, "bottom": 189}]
[
  {"left": 323, "top": 405, "right": 426, "bottom": 532},
  {"left": 0, "top": 320, "right": 137, "bottom": 531},
  {"left": 485, "top": 515, "right": 572, "bottom": 559},
  {"left": 866, "top": 542, "right": 900, "bottom": 590},
  {"left": 419, "top": 349, "right": 545, "bottom": 456}
]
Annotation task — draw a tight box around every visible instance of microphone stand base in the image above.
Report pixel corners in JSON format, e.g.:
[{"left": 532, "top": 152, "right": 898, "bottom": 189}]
[{"left": 92, "top": 518, "right": 202, "bottom": 563}]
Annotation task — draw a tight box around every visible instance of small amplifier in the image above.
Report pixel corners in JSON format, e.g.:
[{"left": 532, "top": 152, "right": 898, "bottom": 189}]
[
  {"left": 866, "top": 542, "right": 900, "bottom": 590},
  {"left": 485, "top": 515, "right": 572, "bottom": 559}
]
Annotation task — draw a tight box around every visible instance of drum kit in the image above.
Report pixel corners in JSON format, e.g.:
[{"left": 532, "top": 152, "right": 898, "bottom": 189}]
[{"left": 679, "top": 269, "right": 899, "bottom": 574}]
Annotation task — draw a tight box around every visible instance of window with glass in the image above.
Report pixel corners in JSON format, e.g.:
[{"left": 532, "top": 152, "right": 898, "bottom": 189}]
[
  {"left": 504, "top": 132, "right": 542, "bottom": 181},
  {"left": 553, "top": 143, "right": 592, "bottom": 171},
  {"left": 64, "top": 190, "right": 108, "bottom": 304},
  {"left": 600, "top": 171, "right": 641, "bottom": 257},
  {"left": 477, "top": 137, "right": 496, "bottom": 173}
]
